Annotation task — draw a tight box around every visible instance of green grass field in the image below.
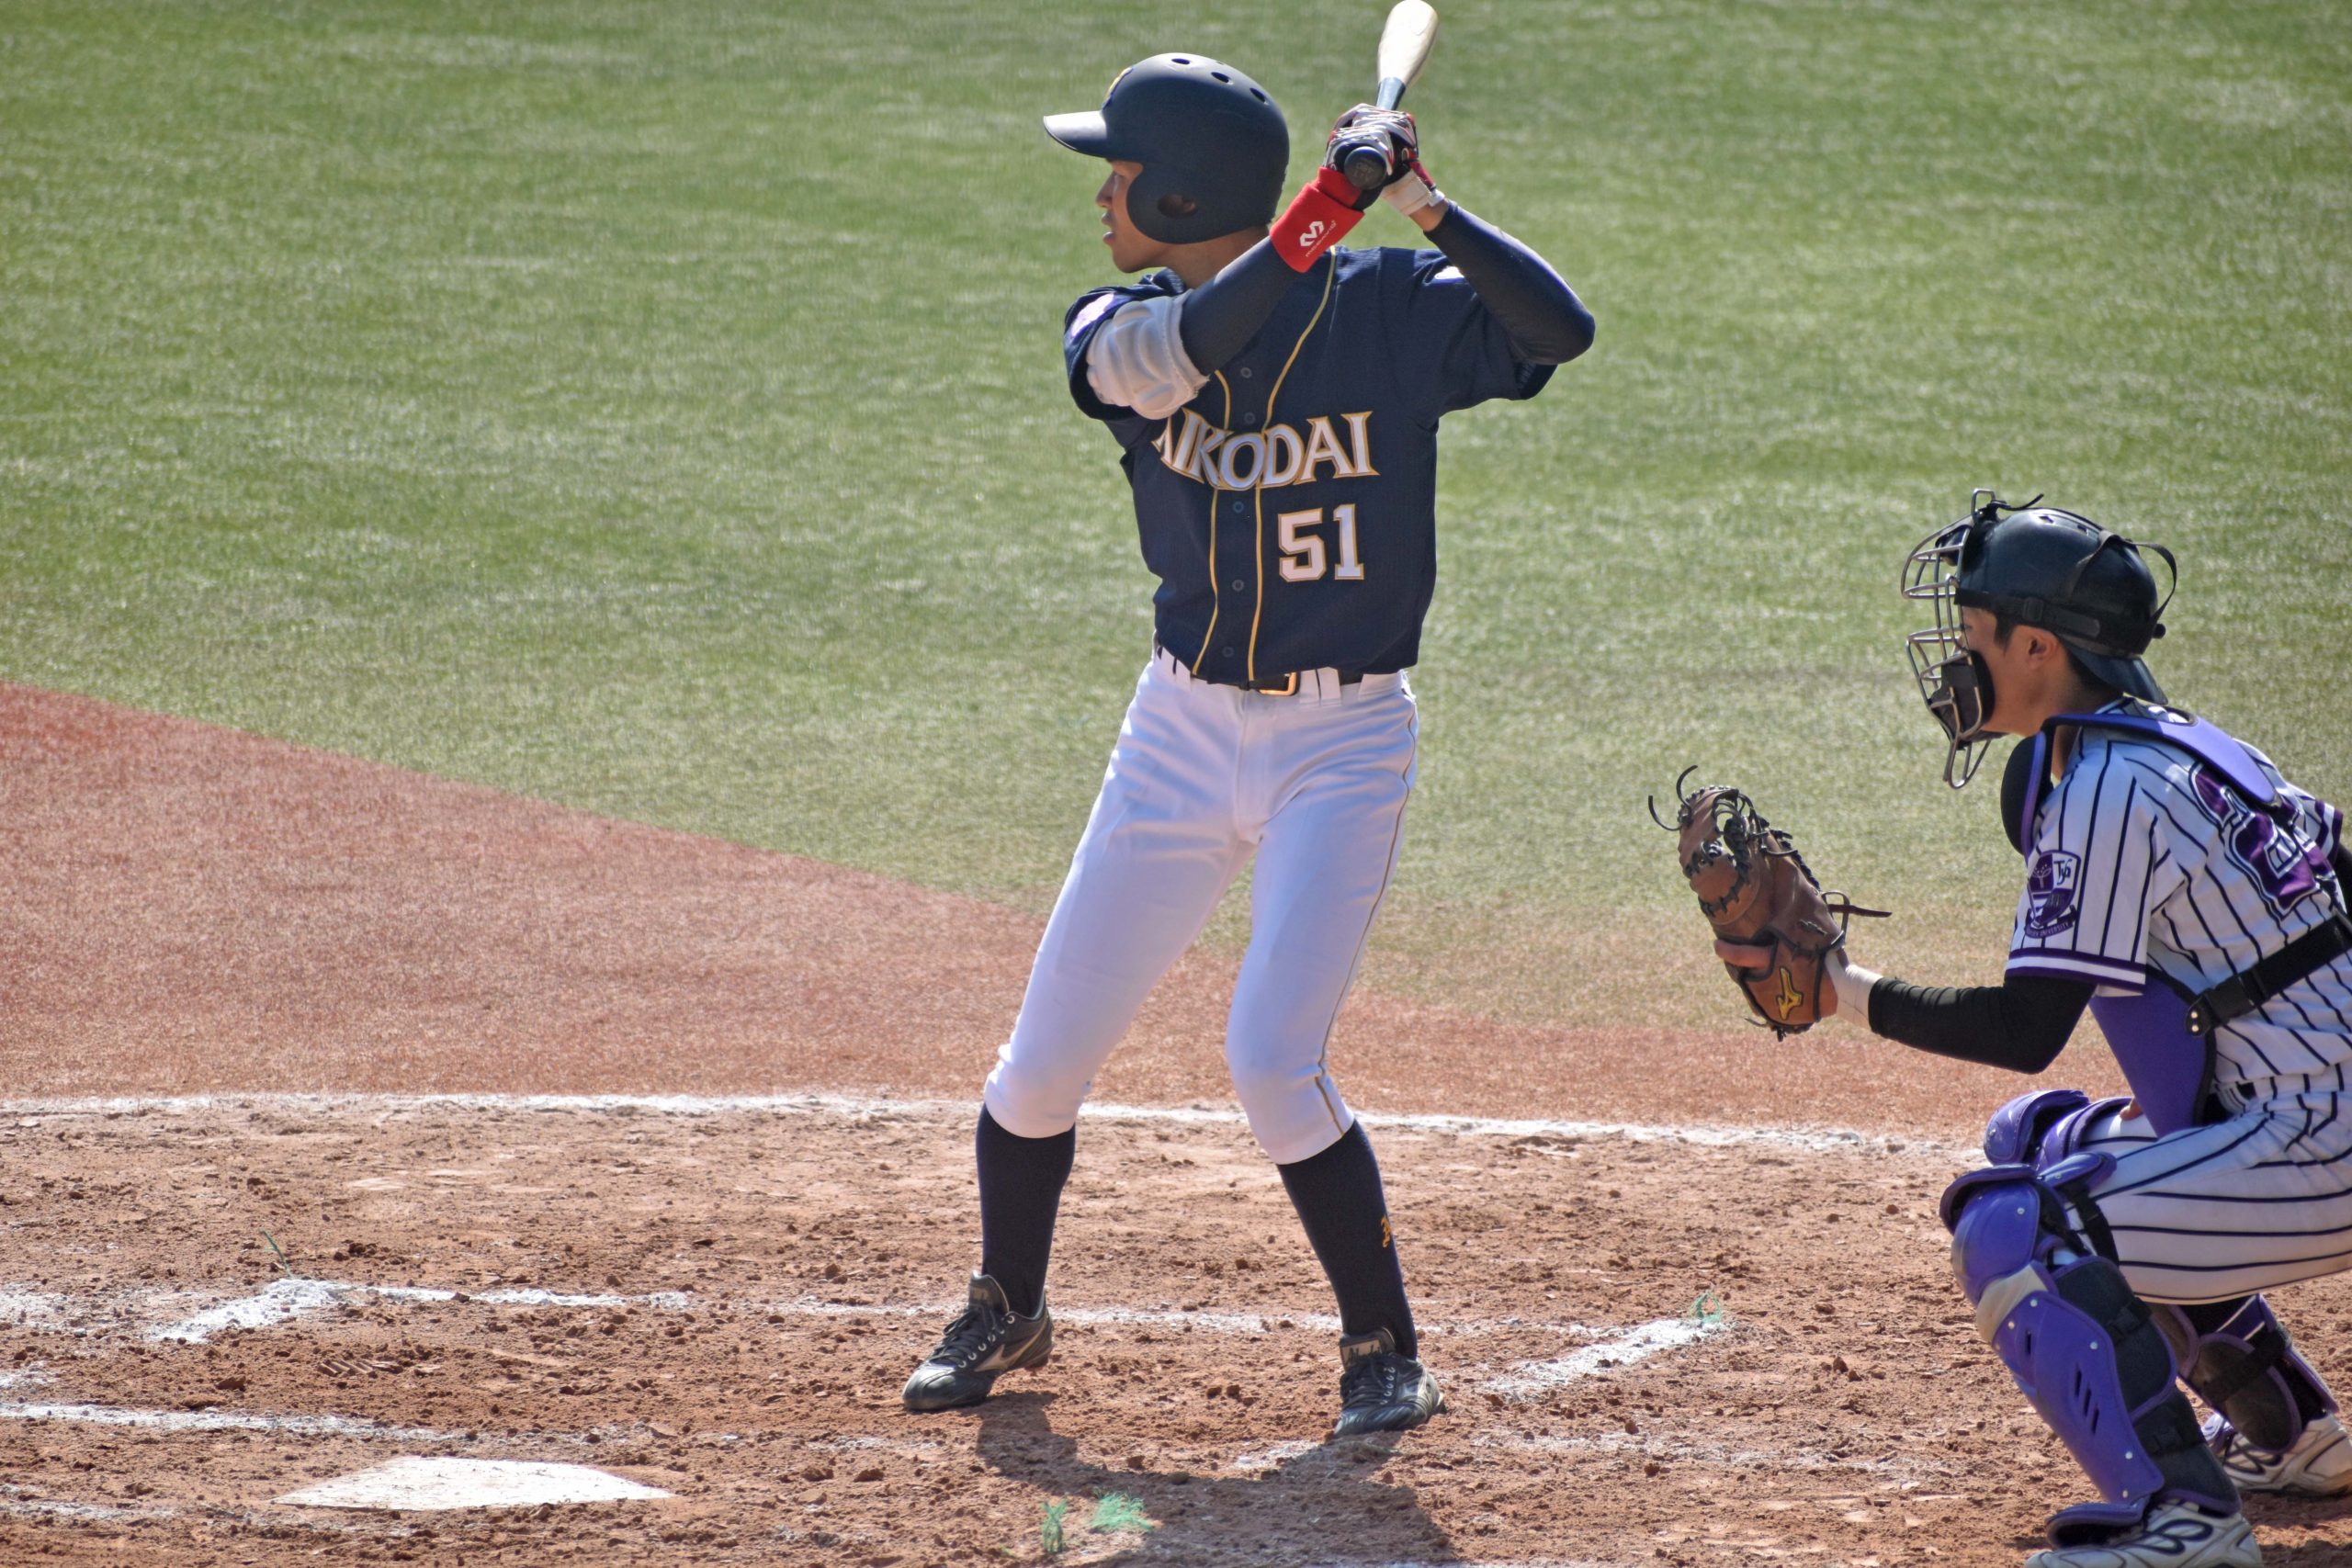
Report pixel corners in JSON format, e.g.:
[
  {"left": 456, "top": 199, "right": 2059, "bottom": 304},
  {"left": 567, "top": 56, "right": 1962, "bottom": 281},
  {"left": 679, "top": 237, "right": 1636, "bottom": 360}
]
[{"left": 6, "top": 1, "right": 2349, "bottom": 1030}]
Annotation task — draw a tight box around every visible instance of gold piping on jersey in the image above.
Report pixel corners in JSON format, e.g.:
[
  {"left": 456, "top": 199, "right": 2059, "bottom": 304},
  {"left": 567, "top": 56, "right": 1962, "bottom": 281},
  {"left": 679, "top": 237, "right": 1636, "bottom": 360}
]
[
  {"left": 1190, "top": 371, "right": 1237, "bottom": 677},
  {"left": 1247, "top": 255, "right": 1337, "bottom": 683}
]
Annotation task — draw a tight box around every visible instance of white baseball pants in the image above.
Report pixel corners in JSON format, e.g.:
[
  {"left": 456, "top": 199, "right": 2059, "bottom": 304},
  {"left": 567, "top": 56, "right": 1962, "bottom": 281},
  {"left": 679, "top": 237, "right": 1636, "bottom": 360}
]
[
  {"left": 2075, "top": 1093, "right": 2352, "bottom": 1303},
  {"left": 982, "top": 649, "right": 1418, "bottom": 1164}
]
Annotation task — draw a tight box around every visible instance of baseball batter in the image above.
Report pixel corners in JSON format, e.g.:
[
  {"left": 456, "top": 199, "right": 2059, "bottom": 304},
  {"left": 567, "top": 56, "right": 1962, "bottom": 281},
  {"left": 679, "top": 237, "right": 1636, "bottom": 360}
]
[
  {"left": 1731, "top": 494, "right": 2352, "bottom": 1568},
  {"left": 900, "top": 52, "right": 1593, "bottom": 1434}
]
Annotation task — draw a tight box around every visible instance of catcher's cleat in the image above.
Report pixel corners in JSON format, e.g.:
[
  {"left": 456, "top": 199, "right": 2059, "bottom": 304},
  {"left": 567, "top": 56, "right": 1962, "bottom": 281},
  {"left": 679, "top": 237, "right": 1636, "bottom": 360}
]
[
  {"left": 901, "top": 1273, "right": 1053, "bottom": 1414},
  {"left": 2022, "top": 1501, "right": 2260, "bottom": 1568},
  {"left": 1331, "top": 1328, "right": 1444, "bottom": 1437},
  {"left": 2208, "top": 1411, "right": 2352, "bottom": 1497}
]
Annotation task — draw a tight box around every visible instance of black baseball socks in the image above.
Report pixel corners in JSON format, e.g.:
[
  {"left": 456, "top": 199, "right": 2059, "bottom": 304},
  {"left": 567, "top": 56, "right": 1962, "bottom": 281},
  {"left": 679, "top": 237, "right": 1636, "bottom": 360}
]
[{"left": 974, "top": 1107, "right": 1074, "bottom": 1319}]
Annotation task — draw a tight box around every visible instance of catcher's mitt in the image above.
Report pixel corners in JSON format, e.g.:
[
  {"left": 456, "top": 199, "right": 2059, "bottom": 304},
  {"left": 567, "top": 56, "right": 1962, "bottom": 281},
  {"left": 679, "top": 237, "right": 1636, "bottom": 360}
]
[{"left": 1651, "top": 769, "right": 1889, "bottom": 1038}]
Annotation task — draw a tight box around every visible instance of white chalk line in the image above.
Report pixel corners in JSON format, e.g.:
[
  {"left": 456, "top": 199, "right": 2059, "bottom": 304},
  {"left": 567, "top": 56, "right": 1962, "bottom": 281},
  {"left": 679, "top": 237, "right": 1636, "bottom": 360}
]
[
  {"left": 0, "top": 1090, "right": 1956, "bottom": 1158},
  {"left": 0, "top": 1299, "right": 1730, "bottom": 1459},
  {"left": 759, "top": 1294, "right": 1656, "bottom": 1341},
  {"left": 0, "top": 1400, "right": 461, "bottom": 1442},
  {"left": 148, "top": 1278, "right": 695, "bottom": 1344},
  {"left": 9, "top": 1272, "right": 1727, "bottom": 1352},
  {"left": 0, "top": 1486, "right": 178, "bottom": 1525},
  {"left": 1478, "top": 1315, "right": 1734, "bottom": 1399}
]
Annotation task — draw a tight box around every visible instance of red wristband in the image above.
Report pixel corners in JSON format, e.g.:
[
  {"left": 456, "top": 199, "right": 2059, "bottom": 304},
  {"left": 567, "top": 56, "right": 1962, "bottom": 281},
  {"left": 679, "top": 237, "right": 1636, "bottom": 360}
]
[{"left": 1270, "top": 166, "right": 1365, "bottom": 272}]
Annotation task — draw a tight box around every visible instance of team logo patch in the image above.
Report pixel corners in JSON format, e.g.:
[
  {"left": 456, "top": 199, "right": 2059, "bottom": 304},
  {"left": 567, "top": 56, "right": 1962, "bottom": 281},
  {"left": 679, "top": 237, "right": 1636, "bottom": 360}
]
[{"left": 2023, "top": 850, "right": 2082, "bottom": 936}]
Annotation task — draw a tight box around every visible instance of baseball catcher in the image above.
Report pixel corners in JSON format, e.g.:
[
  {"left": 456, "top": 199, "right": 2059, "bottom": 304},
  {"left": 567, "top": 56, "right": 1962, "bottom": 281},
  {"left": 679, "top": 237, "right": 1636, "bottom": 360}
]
[{"left": 1721, "top": 491, "right": 2352, "bottom": 1568}]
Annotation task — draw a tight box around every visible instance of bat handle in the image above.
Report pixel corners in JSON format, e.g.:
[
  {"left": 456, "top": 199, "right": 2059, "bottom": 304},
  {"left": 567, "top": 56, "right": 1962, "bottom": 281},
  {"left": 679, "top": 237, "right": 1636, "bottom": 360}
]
[
  {"left": 1340, "top": 75, "right": 1412, "bottom": 191},
  {"left": 1342, "top": 143, "right": 1391, "bottom": 191}
]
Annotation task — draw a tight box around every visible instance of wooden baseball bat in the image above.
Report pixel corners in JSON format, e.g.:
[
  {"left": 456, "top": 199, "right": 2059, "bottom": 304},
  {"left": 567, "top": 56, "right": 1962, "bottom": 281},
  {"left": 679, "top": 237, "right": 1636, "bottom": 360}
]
[{"left": 1342, "top": 1, "right": 1441, "bottom": 191}]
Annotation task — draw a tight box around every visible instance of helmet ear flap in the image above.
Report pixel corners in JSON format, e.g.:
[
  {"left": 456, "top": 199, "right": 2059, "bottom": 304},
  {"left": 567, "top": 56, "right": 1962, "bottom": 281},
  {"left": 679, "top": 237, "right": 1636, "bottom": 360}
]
[{"left": 1127, "top": 164, "right": 1214, "bottom": 244}]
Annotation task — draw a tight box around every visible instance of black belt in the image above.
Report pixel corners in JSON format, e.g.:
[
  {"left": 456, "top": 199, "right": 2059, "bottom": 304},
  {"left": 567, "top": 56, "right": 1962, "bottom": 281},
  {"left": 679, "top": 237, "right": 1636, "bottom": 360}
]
[
  {"left": 2187, "top": 909, "right": 2352, "bottom": 1037},
  {"left": 1238, "top": 669, "right": 1365, "bottom": 695}
]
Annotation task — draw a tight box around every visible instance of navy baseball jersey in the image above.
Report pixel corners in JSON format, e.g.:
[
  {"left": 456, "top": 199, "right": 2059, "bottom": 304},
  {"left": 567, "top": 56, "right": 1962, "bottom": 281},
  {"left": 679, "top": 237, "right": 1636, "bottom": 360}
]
[
  {"left": 1062, "top": 246, "right": 1553, "bottom": 682},
  {"left": 2008, "top": 704, "right": 2352, "bottom": 1091}
]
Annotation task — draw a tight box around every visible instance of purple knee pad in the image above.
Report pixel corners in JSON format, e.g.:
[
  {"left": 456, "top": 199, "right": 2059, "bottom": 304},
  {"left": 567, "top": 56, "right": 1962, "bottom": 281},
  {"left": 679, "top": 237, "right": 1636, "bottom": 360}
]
[
  {"left": 2156, "top": 1294, "right": 2338, "bottom": 1452},
  {"left": 1944, "top": 1165, "right": 2237, "bottom": 1520},
  {"left": 1980, "top": 1088, "right": 2137, "bottom": 1168},
  {"left": 2039, "top": 1095, "right": 2138, "bottom": 1168},
  {"left": 1983, "top": 1089, "right": 2089, "bottom": 1165}
]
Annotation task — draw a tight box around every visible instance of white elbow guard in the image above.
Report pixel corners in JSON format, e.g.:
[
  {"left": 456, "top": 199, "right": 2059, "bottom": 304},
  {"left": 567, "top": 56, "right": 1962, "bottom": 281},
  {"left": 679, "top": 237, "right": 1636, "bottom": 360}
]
[{"left": 1085, "top": 297, "right": 1206, "bottom": 421}]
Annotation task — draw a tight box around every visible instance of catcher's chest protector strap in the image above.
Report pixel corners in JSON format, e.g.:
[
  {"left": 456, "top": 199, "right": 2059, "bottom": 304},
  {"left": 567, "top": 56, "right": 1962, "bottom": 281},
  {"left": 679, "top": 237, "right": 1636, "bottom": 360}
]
[{"left": 2012, "top": 707, "right": 2278, "bottom": 852}]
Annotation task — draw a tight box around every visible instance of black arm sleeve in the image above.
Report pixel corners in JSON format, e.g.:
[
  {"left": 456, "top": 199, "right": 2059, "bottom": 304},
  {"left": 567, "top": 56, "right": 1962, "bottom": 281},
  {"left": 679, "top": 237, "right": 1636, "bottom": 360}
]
[
  {"left": 1175, "top": 240, "right": 1301, "bottom": 375},
  {"left": 1424, "top": 205, "right": 1596, "bottom": 367},
  {"left": 1865, "top": 973, "right": 2096, "bottom": 1075}
]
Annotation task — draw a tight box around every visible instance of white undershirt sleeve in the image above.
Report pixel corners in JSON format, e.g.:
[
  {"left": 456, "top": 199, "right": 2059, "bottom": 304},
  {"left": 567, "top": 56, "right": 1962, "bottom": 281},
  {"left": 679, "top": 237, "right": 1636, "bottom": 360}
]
[
  {"left": 1084, "top": 297, "right": 1206, "bottom": 421},
  {"left": 1830, "top": 953, "right": 1883, "bottom": 1022}
]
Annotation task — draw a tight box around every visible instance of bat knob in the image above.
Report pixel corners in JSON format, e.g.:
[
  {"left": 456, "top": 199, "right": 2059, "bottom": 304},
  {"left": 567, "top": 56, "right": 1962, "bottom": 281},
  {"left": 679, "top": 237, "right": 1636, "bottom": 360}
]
[{"left": 1341, "top": 140, "right": 1392, "bottom": 192}]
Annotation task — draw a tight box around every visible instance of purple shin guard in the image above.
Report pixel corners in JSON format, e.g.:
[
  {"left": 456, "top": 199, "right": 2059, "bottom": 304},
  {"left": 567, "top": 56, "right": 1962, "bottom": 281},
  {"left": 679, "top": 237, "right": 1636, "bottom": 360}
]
[
  {"left": 1945, "top": 1165, "right": 2239, "bottom": 1522},
  {"left": 2045, "top": 1499, "right": 2165, "bottom": 1548},
  {"left": 2160, "top": 1294, "right": 2338, "bottom": 1452}
]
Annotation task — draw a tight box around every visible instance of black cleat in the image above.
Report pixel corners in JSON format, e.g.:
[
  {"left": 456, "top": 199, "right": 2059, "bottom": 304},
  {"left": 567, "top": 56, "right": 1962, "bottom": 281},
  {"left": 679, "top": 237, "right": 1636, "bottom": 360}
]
[
  {"left": 901, "top": 1273, "right": 1054, "bottom": 1413},
  {"left": 1332, "top": 1327, "right": 1445, "bottom": 1437}
]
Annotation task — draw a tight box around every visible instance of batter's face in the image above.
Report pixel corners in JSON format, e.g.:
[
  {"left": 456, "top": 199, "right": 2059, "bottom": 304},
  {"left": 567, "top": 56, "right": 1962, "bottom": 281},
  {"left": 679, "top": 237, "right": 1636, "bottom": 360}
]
[{"left": 1096, "top": 160, "right": 1164, "bottom": 273}]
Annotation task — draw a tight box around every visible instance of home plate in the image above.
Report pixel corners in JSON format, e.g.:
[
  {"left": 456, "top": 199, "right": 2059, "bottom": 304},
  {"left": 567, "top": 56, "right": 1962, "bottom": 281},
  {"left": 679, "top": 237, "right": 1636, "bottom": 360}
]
[{"left": 277, "top": 1456, "right": 672, "bottom": 1510}]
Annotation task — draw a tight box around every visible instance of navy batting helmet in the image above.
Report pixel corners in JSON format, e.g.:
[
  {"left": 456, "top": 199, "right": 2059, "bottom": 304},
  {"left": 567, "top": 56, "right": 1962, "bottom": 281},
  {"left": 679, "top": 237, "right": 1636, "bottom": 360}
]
[
  {"left": 1044, "top": 54, "right": 1288, "bottom": 246},
  {"left": 1902, "top": 491, "right": 2177, "bottom": 784}
]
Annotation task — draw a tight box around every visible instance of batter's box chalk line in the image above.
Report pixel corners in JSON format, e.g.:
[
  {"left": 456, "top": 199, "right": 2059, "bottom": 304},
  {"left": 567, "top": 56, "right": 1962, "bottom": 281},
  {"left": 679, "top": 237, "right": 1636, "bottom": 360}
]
[
  {"left": 0, "top": 1399, "right": 461, "bottom": 1443},
  {"left": 2, "top": 1271, "right": 1732, "bottom": 1352},
  {"left": 144, "top": 1277, "right": 694, "bottom": 1344},
  {"left": 0, "top": 1089, "right": 1959, "bottom": 1159},
  {"left": 1217, "top": 1315, "right": 1737, "bottom": 1472},
  {"left": 1478, "top": 1313, "right": 1736, "bottom": 1400}
]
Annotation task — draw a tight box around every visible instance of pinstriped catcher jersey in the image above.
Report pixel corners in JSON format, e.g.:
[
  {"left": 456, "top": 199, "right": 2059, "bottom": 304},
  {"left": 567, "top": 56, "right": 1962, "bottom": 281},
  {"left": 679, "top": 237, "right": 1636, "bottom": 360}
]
[{"left": 2008, "top": 702, "right": 2352, "bottom": 1094}]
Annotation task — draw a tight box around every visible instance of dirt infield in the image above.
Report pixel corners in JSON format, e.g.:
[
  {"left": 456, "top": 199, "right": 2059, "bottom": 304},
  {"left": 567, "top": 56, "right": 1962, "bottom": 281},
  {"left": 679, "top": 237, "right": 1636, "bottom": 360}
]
[
  {"left": 0, "top": 1097, "right": 2347, "bottom": 1566},
  {"left": 6, "top": 683, "right": 2350, "bottom": 1566}
]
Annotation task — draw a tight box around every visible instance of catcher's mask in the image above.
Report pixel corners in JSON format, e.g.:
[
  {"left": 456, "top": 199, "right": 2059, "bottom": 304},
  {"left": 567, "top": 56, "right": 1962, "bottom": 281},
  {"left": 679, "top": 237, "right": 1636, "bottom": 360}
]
[{"left": 1900, "top": 490, "right": 2176, "bottom": 788}]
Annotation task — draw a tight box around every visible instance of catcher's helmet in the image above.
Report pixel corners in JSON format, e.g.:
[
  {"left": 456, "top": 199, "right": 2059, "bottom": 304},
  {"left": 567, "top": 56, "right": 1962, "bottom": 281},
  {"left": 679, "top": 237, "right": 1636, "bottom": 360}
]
[
  {"left": 1044, "top": 54, "right": 1288, "bottom": 245},
  {"left": 1901, "top": 491, "right": 2177, "bottom": 785}
]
